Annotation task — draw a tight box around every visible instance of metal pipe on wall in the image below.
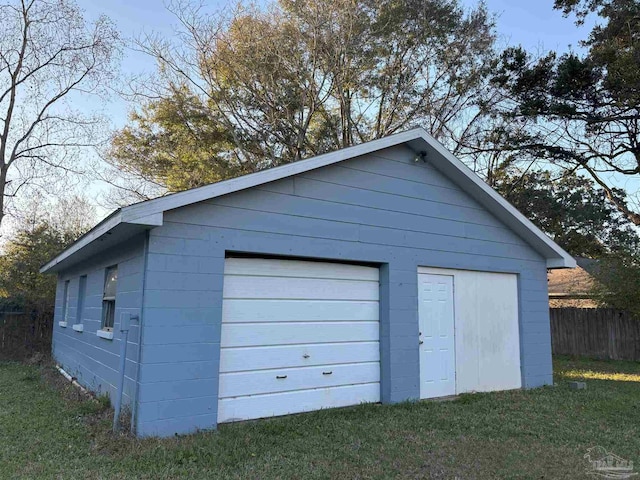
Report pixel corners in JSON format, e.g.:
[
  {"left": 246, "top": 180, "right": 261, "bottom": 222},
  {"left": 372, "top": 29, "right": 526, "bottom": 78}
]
[
  {"left": 130, "top": 230, "right": 150, "bottom": 434},
  {"left": 113, "top": 312, "right": 138, "bottom": 432}
]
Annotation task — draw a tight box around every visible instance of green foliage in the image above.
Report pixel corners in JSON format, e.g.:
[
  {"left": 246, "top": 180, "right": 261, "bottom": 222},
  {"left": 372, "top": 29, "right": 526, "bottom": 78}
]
[
  {"left": 0, "top": 223, "right": 74, "bottom": 309},
  {"left": 77, "top": 394, "right": 111, "bottom": 415},
  {"left": 489, "top": 0, "right": 640, "bottom": 225},
  {"left": 494, "top": 170, "right": 640, "bottom": 257},
  {"left": 0, "top": 200, "right": 91, "bottom": 359},
  {"left": 110, "top": 85, "right": 239, "bottom": 192},
  {"left": 591, "top": 252, "right": 640, "bottom": 317},
  {"left": 111, "top": 0, "right": 497, "bottom": 194}
]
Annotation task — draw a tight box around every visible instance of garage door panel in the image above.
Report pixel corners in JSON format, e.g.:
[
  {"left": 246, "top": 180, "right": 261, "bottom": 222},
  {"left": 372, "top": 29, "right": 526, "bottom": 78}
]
[
  {"left": 217, "top": 383, "right": 381, "bottom": 423},
  {"left": 220, "top": 342, "right": 380, "bottom": 373},
  {"left": 219, "top": 257, "right": 380, "bottom": 423},
  {"left": 223, "top": 299, "right": 379, "bottom": 323},
  {"left": 219, "top": 362, "right": 380, "bottom": 398},
  {"left": 223, "top": 276, "right": 378, "bottom": 301},
  {"left": 221, "top": 322, "right": 379, "bottom": 348},
  {"left": 225, "top": 258, "right": 379, "bottom": 281}
]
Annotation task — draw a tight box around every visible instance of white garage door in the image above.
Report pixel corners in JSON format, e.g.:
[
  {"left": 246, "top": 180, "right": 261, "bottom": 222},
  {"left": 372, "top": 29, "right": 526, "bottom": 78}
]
[
  {"left": 418, "top": 267, "right": 521, "bottom": 398},
  {"left": 218, "top": 257, "right": 380, "bottom": 423}
]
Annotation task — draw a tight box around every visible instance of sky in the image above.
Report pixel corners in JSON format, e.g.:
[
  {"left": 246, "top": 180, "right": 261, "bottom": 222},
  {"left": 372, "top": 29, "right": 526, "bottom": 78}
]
[
  {"left": 79, "top": 0, "right": 590, "bottom": 128},
  {"left": 468, "top": 0, "right": 594, "bottom": 51},
  {"left": 72, "top": 0, "right": 638, "bottom": 218},
  {"left": 81, "top": 0, "right": 594, "bottom": 129}
]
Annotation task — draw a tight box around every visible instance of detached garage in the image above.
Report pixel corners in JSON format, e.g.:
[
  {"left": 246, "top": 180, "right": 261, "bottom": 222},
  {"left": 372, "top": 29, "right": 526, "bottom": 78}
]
[{"left": 42, "top": 128, "right": 575, "bottom": 437}]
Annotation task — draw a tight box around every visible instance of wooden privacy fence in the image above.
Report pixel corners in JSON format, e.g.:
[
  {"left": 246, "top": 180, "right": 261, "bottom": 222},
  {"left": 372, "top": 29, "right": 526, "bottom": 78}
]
[
  {"left": 0, "top": 307, "right": 53, "bottom": 361},
  {"left": 550, "top": 308, "right": 640, "bottom": 361}
]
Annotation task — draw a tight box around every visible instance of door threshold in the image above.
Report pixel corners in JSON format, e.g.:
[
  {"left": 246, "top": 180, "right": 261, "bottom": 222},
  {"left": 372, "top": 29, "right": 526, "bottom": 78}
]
[{"left": 422, "top": 395, "right": 458, "bottom": 402}]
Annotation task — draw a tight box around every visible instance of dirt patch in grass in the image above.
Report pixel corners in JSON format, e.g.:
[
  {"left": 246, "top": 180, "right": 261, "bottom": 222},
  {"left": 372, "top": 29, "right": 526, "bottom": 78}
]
[{"left": 40, "top": 362, "right": 113, "bottom": 423}]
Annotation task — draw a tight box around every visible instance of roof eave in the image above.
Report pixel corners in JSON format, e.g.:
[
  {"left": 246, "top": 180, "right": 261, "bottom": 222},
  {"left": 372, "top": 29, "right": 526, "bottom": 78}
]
[
  {"left": 39, "top": 211, "right": 163, "bottom": 274},
  {"left": 547, "top": 256, "right": 578, "bottom": 269},
  {"left": 40, "top": 127, "right": 576, "bottom": 273}
]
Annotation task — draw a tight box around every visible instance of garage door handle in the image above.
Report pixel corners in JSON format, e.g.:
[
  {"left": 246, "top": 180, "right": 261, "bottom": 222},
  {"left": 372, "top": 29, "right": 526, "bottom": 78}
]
[
  {"left": 323, "top": 371, "right": 332, "bottom": 375},
  {"left": 419, "top": 340, "right": 424, "bottom": 345},
  {"left": 276, "top": 375, "right": 287, "bottom": 379}
]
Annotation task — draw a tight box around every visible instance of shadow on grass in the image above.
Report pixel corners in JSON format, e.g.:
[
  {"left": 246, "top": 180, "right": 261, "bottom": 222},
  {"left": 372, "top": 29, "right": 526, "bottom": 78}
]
[{"left": 554, "top": 355, "right": 640, "bottom": 382}]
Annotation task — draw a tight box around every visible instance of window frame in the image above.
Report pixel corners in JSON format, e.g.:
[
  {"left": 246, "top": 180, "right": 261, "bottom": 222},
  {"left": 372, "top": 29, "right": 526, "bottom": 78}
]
[
  {"left": 60, "top": 280, "right": 70, "bottom": 327},
  {"left": 75, "top": 275, "right": 87, "bottom": 327},
  {"left": 101, "top": 265, "right": 118, "bottom": 332},
  {"left": 62, "top": 280, "right": 70, "bottom": 322}
]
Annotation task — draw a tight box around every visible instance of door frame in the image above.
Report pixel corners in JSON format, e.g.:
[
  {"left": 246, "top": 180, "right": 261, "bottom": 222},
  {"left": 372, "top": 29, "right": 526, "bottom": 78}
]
[{"left": 417, "top": 270, "right": 457, "bottom": 399}]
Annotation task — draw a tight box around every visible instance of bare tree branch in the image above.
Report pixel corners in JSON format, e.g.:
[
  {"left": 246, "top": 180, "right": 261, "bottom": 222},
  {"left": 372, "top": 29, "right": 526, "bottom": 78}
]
[{"left": 0, "top": 0, "right": 120, "bottom": 229}]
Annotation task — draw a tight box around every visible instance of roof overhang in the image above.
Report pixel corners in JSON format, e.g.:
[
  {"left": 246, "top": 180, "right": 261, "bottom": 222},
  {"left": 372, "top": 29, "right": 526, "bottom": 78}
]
[
  {"left": 41, "top": 128, "right": 576, "bottom": 273},
  {"left": 40, "top": 209, "right": 163, "bottom": 273}
]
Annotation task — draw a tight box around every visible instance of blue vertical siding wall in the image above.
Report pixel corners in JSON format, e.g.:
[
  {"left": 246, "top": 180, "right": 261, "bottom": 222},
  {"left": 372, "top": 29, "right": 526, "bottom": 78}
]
[
  {"left": 52, "top": 234, "right": 146, "bottom": 412},
  {"left": 134, "top": 144, "right": 552, "bottom": 437}
]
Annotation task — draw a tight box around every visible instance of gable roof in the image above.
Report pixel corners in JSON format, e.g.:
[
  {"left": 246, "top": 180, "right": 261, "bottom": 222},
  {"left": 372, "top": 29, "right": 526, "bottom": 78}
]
[{"left": 41, "top": 127, "right": 576, "bottom": 273}]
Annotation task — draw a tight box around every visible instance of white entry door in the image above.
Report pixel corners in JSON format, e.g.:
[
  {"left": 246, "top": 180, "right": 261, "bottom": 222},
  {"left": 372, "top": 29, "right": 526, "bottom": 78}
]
[
  {"left": 418, "top": 273, "right": 456, "bottom": 398},
  {"left": 218, "top": 257, "right": 380, "bottom": 423}
]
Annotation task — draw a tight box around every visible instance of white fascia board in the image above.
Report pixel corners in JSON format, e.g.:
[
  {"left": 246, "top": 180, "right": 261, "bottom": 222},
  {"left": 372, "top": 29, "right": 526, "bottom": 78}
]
[
  {"left": 547, "top": 257, "right": 577, "bottom": 269},
  {"left": 120, "top": 210, "right": 164, "bottom": 226},
  {"left": 40, "top": 211, "right": 123, "bottom": 273},
  {"left": 39, "top": 209, "right": 162, "bottom": 274},
  {"left": 120, "top": 129, "right": 425, "bottom": 220},
  {"left": 40, "top": 127, "right": 575, "bottom": 272}
]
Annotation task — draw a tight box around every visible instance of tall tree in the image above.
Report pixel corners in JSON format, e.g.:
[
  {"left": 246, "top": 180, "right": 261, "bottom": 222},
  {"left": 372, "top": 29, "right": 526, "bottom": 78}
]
[
  {"left": 0, "top": 0, "right": 120, "bottom": 229},
  {"left": 107, "top": 85, "right": 236, "bottom": 194},
  {"left": 0, "top": 223, "right": 69, "bottom": 308},
  {"left": 0, "top": 195, "right": 94, "bottom": 359},
  {"left": 494, "top": 169, "right": 639, "bottom": 257},
  {"left": 489, "top": 0, "right": 640, "bottom": 225},
  {"left": 591, "top": 251, "right": 640, "bottom": 317},
  {"left": 108, "top": 0, "right": 499, "bottom": 197}
]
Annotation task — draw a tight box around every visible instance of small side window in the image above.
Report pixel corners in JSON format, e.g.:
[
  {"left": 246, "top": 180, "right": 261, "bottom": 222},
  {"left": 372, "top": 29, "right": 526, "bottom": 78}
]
[
  {"left": 76, "top": 275, "right": 87, "bottom": 324},
  {"left": 62, "top": 280, "right": 70, "bottom": 322},
  {"left": 101, "top": 266, "right": 117, "bottom": 331}
]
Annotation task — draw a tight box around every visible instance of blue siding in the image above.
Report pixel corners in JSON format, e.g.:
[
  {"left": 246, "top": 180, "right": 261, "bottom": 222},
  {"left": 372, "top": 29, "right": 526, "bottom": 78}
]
[
  {"left": 51, "top": 234, "right": 146, "bottom": 414},
  {"left": 134, "top": 144, "right": 552, "bottom": 437}
]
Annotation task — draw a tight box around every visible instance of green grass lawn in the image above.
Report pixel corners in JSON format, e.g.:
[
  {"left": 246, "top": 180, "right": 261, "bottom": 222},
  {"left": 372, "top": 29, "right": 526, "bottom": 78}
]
[{"left": 1, "top": 357, "right": 639, "bottom": 479}]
